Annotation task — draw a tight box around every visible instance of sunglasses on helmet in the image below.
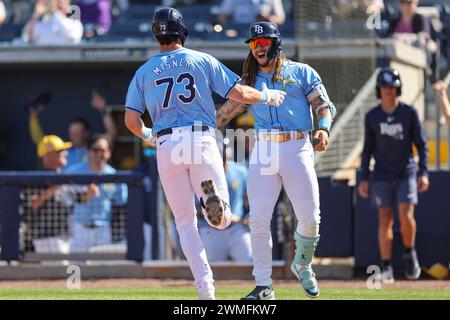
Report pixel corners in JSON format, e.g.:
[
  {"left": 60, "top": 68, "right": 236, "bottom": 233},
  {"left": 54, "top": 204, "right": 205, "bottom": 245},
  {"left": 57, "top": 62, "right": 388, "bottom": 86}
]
[{"left": 248, "top": 38, "right": 272, "bottom": 49}]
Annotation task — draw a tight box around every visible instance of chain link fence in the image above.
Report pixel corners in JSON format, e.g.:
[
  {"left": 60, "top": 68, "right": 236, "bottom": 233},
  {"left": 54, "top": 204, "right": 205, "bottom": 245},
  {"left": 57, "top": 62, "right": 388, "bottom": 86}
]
[
  {"left": 19, "top": 185, "right": 127, "bottom": 255},
  {"left": 294, "top": 0, "right": 378, "bottom": 176},
  {"left": 296, "top": 0, "right": 377, "bottom": 106}
]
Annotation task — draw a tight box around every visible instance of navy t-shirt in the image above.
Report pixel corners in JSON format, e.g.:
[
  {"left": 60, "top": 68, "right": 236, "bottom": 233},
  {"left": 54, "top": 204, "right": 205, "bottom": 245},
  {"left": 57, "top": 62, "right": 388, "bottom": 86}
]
[{"left": 360, "top": 102, "right": 428, "bottom": 181}]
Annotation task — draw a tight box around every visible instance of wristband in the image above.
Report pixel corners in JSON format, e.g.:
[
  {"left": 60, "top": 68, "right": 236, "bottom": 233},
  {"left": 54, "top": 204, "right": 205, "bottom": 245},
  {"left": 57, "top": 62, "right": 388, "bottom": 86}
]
[
  {"left": 316, "top": 127, "right": 330, "bottom": 137},
  {"left": 318, "top": 118, "right": 332, "bottom": 132},
  {"left": 140, "top": 127, "right": 152, "bottom": 140},
  {"left": 259, "top": 91, "right": 269, "bottom": 103}
]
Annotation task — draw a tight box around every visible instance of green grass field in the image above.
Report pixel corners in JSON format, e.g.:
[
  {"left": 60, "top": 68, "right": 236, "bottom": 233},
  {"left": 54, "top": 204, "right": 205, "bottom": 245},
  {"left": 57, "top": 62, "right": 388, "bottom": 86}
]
[{"left": 0, "top": 286, "right": 448, "bottom": 300}]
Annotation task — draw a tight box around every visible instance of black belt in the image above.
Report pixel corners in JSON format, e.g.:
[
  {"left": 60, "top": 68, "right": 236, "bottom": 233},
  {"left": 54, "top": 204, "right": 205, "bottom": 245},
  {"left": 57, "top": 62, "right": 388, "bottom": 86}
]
[{"left": 156, "top": 126, "right": 210, "bottom": 138}]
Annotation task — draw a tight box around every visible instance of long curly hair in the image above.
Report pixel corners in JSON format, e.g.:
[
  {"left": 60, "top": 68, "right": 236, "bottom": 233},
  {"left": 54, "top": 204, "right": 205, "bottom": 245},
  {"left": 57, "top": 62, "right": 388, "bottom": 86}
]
[{"left": 241, "top": 51, "right": 286, "bottom": 87}]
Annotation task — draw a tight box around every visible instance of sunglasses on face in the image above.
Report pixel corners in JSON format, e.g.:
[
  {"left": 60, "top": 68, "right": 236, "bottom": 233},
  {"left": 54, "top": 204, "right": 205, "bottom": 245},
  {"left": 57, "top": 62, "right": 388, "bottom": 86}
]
[{"left": 248, "top": 38, "right": 272, "bottom": 49}]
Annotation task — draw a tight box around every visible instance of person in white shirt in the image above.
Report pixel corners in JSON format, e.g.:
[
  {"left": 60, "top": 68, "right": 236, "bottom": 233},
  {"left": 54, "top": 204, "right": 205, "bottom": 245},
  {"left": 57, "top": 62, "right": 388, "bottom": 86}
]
[
  {"left": 0, "top": 1, "right": 6, "bottom": 25},
  {"left": 23, "top": 0, "right": 83, "bottom": 45}
]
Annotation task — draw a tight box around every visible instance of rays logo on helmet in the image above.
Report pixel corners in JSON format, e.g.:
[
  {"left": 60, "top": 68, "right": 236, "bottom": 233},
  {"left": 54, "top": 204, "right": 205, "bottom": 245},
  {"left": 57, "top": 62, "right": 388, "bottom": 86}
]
[
  {"left": 383, "top": 73, "right": 393, "bottom": 83},
  {"left": 254, "top": 25, "right": 264, "bottom": 34}
]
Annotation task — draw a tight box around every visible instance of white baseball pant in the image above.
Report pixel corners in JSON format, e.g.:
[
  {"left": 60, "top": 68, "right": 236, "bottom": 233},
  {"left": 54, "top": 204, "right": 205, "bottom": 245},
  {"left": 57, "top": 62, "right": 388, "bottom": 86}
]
[
  {"left": 156, "top": 126, "right": 232, "bottom": 293},
  {"left": 247, "top": 133, "right": 321, "bottom": 286}
]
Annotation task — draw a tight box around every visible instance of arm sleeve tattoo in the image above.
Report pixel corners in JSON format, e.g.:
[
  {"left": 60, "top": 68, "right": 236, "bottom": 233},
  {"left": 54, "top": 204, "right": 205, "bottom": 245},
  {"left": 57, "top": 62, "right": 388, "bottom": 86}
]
[
  {"left": 216, "top": 99, "right": 248, "bottom": 128},
  {"left": 307, "top": 84, "right": 337, "bottom": 119}
]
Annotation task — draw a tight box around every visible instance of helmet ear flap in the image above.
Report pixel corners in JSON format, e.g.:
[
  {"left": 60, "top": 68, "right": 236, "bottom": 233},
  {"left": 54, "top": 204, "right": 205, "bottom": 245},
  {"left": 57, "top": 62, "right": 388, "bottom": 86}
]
[
  {"left": 183, "top": 26, "right": 188, "bottom": 43},
  {"left": 376, "top": 86, "right": 401, "bottom": 99},
  {"left": 266, "top": 37, "right": 281, "bottom": 59}
]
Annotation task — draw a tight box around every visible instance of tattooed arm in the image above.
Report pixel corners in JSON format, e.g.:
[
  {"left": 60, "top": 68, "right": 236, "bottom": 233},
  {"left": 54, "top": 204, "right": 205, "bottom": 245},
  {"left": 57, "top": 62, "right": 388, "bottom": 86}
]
[
  {"left": 308, "top": 84, "right": 336, "bottom": 122},
  {"left": 216, "top": 99, "right": 248, "bottom": 128},
  {"left": 307, "top": 84, "right": 336, "bottom": 151},
  {"left": 309, "top": 94, "right": 334, "bottom": 123}
]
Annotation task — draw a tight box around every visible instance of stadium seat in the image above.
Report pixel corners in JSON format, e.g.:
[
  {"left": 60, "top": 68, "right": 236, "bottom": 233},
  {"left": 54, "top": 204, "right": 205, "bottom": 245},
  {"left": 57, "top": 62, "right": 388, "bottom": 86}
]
[
  {"left": 121, "top": 4, "right": 160, "bottom": 21},
  {"left": 93, "top": 34, "right": 150, "bottom": 43},
  {"left": 217, "top": 22, "right": 249, "bottom": 41},
  {"left": 106, "top": 19, "right": 153, "bottom": 39},
  {"left": 115, "top": 4, "right": 218, "bottom": 42},
  {"left": 184, "top": 20, "right": 216, "bottom": 41},
  {"left": 177, "top": 5, "right": 215, "bottom": 22},
  {"left": 0, "top": 23, "right": 25, "bottom": 43},
  {"left": 278, "top": 20, "right": 295, "bottom": 39}
]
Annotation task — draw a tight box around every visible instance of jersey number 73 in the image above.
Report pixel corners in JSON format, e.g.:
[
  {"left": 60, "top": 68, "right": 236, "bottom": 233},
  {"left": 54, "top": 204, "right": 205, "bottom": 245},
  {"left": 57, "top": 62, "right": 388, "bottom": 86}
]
[{"left": 155, "top": 73, "right": 196, "bottom": 109}]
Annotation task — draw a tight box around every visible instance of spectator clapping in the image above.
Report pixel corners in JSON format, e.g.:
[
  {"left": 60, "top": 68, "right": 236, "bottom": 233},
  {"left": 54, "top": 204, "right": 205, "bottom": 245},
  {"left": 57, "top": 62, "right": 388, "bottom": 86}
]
[{"left": 22, "top": 0, "right": 83, "bottom": 45}]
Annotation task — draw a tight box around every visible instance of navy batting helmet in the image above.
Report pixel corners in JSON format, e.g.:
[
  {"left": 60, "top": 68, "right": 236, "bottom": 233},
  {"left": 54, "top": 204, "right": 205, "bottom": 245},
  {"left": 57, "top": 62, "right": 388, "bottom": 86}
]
[
  {"left": 152, "top": 7, "right": 188, "bottom": 44},
  {"left": 245, "top": 22, "right": 281, "bottom": 59},
  {"left": 376, "top": 67, "right": 402, "bottom": 98}
]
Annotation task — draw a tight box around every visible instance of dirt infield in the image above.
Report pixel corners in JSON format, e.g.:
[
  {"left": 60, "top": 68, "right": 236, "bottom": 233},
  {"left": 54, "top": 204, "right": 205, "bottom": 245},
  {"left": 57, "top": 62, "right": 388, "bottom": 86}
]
[{"left": 0, "top": 279, "right": 449, "bottom": 289}]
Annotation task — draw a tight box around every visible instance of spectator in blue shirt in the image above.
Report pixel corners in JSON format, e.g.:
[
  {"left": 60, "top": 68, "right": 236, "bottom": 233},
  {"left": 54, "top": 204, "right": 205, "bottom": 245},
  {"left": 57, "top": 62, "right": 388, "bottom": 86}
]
[{"left": 66, "top": 135, "right": 127, "bottom": 252}]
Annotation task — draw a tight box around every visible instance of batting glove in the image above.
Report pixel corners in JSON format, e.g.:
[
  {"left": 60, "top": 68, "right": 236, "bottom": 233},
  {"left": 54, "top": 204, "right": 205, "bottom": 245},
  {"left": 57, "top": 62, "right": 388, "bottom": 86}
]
[
  {"left": 144, "top": 135, "right": 157, "bottom": 147},
  {"left": 140, "top": 127, "right": 157, "bottom": 147},
  {"left": 260, "top": 82, "right": 286, "bottom": 107}
]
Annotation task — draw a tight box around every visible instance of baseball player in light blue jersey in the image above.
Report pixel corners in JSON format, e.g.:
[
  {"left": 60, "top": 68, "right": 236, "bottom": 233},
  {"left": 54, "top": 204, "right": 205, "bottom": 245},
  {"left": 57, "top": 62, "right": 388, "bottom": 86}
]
[
  {"left": 217, "top": 22, "right": 336, "bottom": 299},
  {"left": 124, "top": 8, "right": 286, "bottom": 300}
]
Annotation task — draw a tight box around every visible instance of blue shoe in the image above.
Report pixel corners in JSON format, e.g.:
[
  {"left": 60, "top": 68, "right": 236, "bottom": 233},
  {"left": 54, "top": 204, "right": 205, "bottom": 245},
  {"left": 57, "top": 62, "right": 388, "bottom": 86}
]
[
  {"left": 291, "top": 262, "right": 320, "bottom": 298},
  {"left": 241, "top": 286, "right": 275, "bottom": 300}
]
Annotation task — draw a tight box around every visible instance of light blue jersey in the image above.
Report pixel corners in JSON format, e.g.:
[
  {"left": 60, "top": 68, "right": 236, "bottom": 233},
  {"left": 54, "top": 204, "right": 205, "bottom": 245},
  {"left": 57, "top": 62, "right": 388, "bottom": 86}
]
[
  {"left": 249, "top": 60, "right": 327, "bottom": 132},
  {"left": 125, "top": 47, "right": 240, "bottom": 134},
  {"left": 65, "top": 146, "right": 88, "bottom": 168}
]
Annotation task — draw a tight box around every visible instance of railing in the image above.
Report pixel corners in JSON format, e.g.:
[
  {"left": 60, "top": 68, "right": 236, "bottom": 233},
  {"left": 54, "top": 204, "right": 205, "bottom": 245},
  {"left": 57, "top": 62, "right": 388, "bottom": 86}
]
[
  {"left": 315, "top": 69, "right": 379, "bottom": 177},
  {"left": 316, "top": 61, "right": 427, "bottom": 180}
]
